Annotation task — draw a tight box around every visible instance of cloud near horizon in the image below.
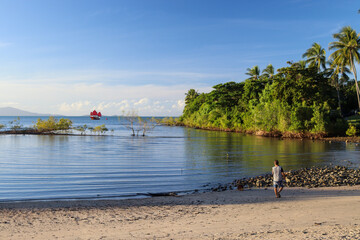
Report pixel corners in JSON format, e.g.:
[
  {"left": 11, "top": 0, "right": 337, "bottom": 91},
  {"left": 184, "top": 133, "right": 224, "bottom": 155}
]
[{"left": 0, "top": 82, "right": 211, "bottom": 116}]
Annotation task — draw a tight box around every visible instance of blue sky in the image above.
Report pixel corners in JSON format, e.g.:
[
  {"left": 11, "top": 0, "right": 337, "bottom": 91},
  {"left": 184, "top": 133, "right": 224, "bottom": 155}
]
[{"left": 0, "top": 0, "right": 358, "bottom": 115}]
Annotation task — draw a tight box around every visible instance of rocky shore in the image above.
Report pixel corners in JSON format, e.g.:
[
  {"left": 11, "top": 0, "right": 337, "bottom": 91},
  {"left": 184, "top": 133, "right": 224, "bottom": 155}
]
[{"left": 211, "top": 165, "right": 360, "bottom": 192}]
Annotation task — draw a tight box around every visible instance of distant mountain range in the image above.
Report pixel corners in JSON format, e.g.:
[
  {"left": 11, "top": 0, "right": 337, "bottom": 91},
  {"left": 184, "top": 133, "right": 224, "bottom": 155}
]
[{"left": 0, "top": 107, "right": 51, "bottom": 116}]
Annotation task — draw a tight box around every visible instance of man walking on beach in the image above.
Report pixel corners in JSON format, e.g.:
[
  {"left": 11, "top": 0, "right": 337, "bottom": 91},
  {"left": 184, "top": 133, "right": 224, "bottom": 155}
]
[{"left": 272, "top": 160, "right": 285, "bottom": 198}]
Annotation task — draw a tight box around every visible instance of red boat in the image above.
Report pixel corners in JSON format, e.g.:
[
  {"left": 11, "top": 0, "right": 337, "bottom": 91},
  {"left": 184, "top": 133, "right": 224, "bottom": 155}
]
[{"left": 90, "top": 110, "right": 102, "bottom": 120}]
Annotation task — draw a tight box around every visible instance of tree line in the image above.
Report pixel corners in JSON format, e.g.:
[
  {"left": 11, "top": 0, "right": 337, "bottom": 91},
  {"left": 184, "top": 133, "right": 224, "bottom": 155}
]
[{"left": 179, "top": 26, "right": 360, "bottom": 137}]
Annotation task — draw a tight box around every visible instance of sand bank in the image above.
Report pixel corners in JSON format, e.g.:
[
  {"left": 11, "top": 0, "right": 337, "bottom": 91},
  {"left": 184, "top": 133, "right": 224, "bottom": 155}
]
[{"left": 1, "top": 186, "right": 360, "bottom": 239}]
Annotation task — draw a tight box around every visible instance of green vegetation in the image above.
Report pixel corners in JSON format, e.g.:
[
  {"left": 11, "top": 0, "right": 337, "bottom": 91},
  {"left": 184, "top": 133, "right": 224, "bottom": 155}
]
[
  {"left": 179, "top": 26, "right": 360, "bottom": 137},
  {"left": 329, "top": 26, "right": 360, "bottom": 110},
  {"left": 346, "top": 114, "right": 360, "bottom": 136},
  {"left": 34, "top": 116, "right": 72, "bottom": 133},
  {"left": 73, "top": 123, "right": 110, "bottom": 135},
  {"left": 74, "top": 124, "right": 88, "bottom": 135},
  {"left": 346, "top": 125, "right": 358, "bottom": 136},
  {"left": 93, "top": 124, "right": 108, "bottom": 135},
  {"left": 160, "top": 117, "right": 181, "bottom": 126},
  {"left": 0, "top": 117, "right": 112, "bottom": 136},
  {"left": 9, "top": 117, "right": 23, "bottom": 131}
]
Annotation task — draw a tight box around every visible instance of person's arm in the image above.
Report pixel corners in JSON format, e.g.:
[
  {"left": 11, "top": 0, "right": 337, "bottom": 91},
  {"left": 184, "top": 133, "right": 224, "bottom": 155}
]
[{"left": 281, "top": 167, "right": 286, "bottom": 179}]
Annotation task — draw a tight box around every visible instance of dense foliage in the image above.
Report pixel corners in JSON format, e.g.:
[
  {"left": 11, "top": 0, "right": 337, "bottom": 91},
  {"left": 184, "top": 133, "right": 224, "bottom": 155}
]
[
  {"left": 35, "top": 117, "right": 72, "bottom": 133},
  {"left": 179, "top": 26, "right": 360, "bottom": 137},
  {"left": 180, "top": 64, "right": 356, "bottom": 136}
]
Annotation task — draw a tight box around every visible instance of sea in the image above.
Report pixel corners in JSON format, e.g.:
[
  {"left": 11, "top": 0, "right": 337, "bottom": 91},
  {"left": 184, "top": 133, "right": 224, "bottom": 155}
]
[{"left": 0, "top": 116, "right": 359, "bottom": 202}]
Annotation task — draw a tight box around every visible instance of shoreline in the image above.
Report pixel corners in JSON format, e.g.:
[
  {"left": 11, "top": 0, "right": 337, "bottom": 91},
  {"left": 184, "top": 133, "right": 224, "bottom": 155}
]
[
  {"left": 0, "top": 130, "right": 107, "bottom": 137},
  {"left": 1, "top": 165, "right": 359, "bottom": 203},
  {"left": 2, "top": 124, "right": 360, "bottom": 143},
  {"left": 0, "top": 165, "right": 359, "bottom": 239},
  {"left": 320, "top": 136, "right": 360, "bottom": 143},
  {"left": 1, "top": 186, "right": 359, "bottom": 239},
  {"left": 0, "top": 184, "right": 359, "bottom": 210},
  {"left": 166, "top": 122, "right": 360, "bottom": 143}
]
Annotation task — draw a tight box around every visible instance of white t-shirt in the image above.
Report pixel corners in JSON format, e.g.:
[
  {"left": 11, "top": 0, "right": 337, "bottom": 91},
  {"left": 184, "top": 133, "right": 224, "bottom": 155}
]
[{"left": 272, "top": 166, "right": 283, "bottom": 182}]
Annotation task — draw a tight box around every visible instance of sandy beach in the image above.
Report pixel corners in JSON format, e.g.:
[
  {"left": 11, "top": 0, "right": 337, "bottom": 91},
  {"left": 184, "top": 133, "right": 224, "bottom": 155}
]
[{"left": 0, "top": 186, "right": 359, "bottom": 239}]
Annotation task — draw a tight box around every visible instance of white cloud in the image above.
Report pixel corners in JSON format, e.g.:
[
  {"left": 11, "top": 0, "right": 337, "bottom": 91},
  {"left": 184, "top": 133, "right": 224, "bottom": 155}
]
[
  {"left": 58, "top": 99, "right": 182, "bottom": 116},
  {"left": 59, "top": 101, "right": 92, "bottom": 113},
  {"left": 134, "top": 98, "right": 149, "bottom": 106},
  {"left": 0, "top": 68, "right": 221, "bottom": 116},
  {"left": 172, "top": 100, "right": 185, "bottom": 110},
  {"left": 0, "top": 82, "right": 212, "bottom": 116}
]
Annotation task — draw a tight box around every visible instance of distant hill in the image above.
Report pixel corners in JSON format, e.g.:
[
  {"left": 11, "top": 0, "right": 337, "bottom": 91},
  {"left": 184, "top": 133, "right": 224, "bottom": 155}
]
[{"left": 0, "top": 107, "right": 50, "bottom": 116}]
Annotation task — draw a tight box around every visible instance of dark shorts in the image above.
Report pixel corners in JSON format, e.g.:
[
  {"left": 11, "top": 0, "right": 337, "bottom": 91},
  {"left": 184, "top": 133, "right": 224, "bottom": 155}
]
[{"left": 273, "top": 180, "right": 284, "bottom": 188}]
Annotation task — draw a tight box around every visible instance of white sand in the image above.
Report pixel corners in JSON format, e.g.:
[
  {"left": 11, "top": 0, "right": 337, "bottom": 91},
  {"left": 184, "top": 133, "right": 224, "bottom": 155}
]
[{"left": 0, "top": 186, "right": 360, "bottom": 239}]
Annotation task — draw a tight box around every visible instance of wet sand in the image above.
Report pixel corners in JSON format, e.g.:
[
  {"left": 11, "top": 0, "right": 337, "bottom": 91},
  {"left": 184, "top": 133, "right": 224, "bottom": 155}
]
[{"left": 1, "top": 186, "right": 360, "bottom": 239}]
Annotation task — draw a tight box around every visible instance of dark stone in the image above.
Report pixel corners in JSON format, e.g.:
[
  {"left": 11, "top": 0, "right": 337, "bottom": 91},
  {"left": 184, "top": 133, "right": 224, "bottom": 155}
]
[{"left": 230, "top": 165, "right": 360, "bottom": 190}]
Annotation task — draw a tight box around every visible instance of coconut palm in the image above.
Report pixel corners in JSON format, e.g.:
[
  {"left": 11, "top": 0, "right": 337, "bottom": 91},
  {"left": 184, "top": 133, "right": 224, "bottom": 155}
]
[
  {"left": 325, "top": 57, "right": 351, "bottom": 115},
  {"left": 302, "top": 42, "right": 326, "bottom": 72},
  {"left": 329, "top": 26, "right": 360, "bottom": 110},
  {"left": 262, "top": 64, "right": 274, "bottom": 78},
  {"left": 327, "top": 58, "right": 350, "bottom": 86},
  {"left": 246, "top": 65, "right": 261, "bottom": 80}
]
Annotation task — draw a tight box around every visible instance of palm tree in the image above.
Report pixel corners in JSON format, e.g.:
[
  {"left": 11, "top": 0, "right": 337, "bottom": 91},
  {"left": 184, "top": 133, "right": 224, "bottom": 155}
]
[
  {"left": 329, "top": 26, "right": 360, "bottom": 110},
  {"left": 262, "top": 64, "right": 274, "bottom": 78},
  {"left": 302, "top": 42, "right": 326, "bottom": 72},
  {"left": 325, "top": 57, "right": 351, "bottom": 115},
  {"left": 246, "top": 65, "right": 261, "bottom": 80}
]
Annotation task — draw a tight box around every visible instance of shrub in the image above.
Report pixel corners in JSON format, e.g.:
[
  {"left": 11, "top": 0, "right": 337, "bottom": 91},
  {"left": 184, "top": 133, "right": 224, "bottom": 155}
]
[
  {"left": 93, "top": 124, "right": 108, "bottom": 135},
  {"left": 346, "top": 125, "right": 357, "bottom": 137},
  {"left": 35, "top": 117, "right": 72, "bottom": 133},
  {"left": 9, "top": 117, "right": 22, "bottom": 131},
  {"left": 74, "top": 124, "right": 88, "bottom": 135},
  {"left": 57, "top": 118, "right": 72, "bottom": 131},
  {"left": 161, "top": 117, "right": 180, "bottom": 126}
]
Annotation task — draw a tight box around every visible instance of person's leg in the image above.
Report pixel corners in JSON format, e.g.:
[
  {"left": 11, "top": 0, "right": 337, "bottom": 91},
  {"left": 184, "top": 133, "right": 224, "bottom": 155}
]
[
  {"left": 278, "top": 181, "right": 284, "bottom": 197},
  {"left": 274, "top": 187, "right": 278, "bottom": 197}
]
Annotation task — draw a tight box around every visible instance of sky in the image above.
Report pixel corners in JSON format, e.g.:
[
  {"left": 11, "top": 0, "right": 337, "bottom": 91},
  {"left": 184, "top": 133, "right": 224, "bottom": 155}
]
[{"left": 0, "top": 0, "right": 359, "bottom": 116}]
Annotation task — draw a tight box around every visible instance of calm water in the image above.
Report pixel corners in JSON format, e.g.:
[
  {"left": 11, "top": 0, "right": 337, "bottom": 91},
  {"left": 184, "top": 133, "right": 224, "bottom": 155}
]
[{"left": 0, "top": 116, "right": 359, "bottom": 202}]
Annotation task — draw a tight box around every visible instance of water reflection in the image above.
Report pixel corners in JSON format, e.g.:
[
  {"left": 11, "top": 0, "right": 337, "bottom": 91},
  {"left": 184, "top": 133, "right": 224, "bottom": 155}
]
[
  {"left": 184, "top": 129, "right": 357, "bottom": 181},
  {"left": 0, "top": 125, "right": 359, "bottom": 201}
]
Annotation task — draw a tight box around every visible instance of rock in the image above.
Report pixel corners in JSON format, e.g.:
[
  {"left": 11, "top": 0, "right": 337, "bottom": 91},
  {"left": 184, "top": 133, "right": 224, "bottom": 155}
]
[
  {"left": 223, "top": 165, "right": 360, "bottom": 192},
  {"left": 256, "top": 180, "right": 264, "bottom": 187},
  {"left": 237, "top": 185, "right": 244, "bottom": 191}
]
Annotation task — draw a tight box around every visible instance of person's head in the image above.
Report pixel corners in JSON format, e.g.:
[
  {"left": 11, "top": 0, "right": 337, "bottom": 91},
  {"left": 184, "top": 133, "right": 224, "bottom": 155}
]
[{"left": 274, "top": 160, "right": 279, "bottom": 166}]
